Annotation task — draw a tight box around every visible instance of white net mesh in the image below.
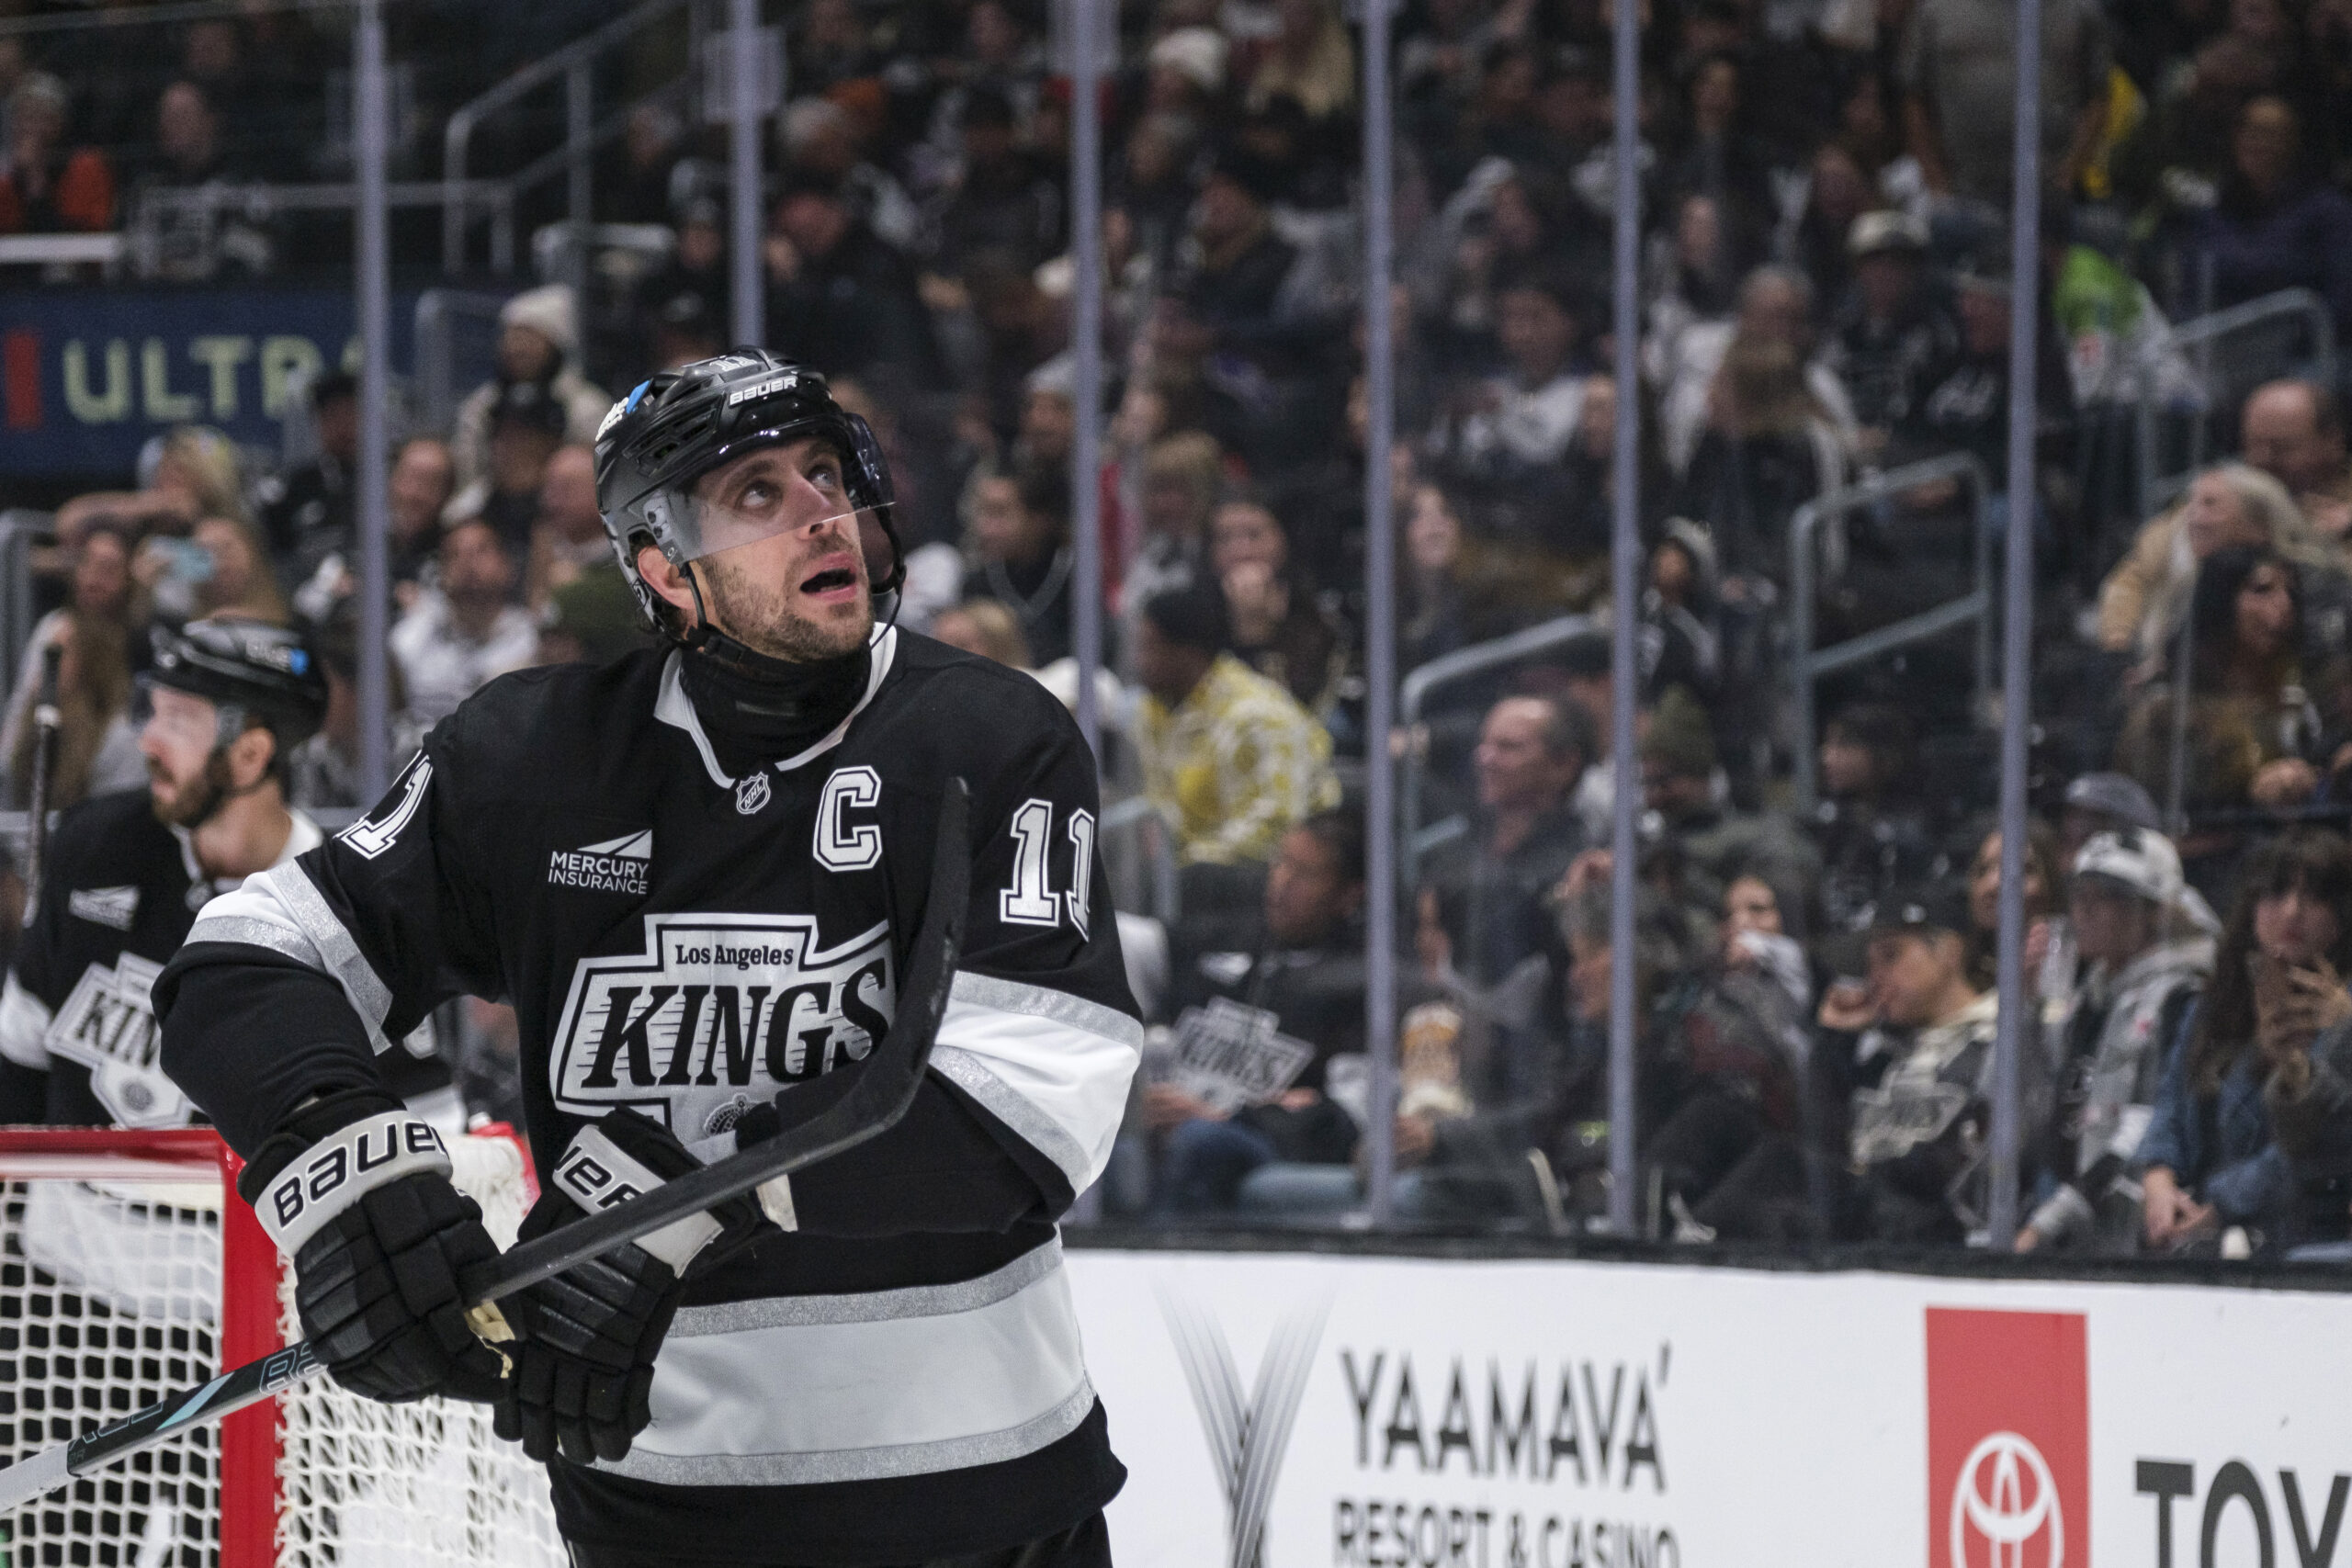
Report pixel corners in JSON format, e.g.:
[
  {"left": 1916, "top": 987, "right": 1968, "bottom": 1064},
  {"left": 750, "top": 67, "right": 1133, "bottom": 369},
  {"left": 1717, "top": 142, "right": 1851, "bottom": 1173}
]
[
  {"left": 0, "top": 1176, "right": 223, "bottom": 1567},
  {"left": 0, "top": 1135, "right": 568, "bottom": 1568},
  {"left": 272, "top": 1134, "right": 565, "bottom": 1568}
]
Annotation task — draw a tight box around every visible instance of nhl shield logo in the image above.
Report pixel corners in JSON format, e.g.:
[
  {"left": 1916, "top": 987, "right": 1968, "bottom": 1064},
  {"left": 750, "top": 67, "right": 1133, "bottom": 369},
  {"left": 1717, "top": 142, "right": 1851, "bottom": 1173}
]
[{"left": 736, "top": 773, "right": 772, "bottom": 815}]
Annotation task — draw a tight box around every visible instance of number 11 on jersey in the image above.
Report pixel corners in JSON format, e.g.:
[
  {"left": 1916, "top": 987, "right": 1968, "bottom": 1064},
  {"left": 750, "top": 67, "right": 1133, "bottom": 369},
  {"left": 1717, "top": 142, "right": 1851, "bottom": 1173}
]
[{"left": 1000, "top": 798, "right": 1094, "bottom": 937}]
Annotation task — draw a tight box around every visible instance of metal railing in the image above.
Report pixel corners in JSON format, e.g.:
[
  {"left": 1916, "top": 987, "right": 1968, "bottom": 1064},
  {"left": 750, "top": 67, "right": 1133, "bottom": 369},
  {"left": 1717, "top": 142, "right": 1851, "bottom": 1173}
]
[
  {"left": 1789, "top": 451, "right": 1996, "bottom": 814},
  {"left": 440, "top": 0, "right": 703, "bottom": 276},
  {"left": 0, "top": 233, "right": 122, "bottom": 269},
  {"left": 2134, "top": 287, "right": 2337, "bottom": 516},
  {"left": 1397, "top": 612, "right": 1603, "bottom": 888}
]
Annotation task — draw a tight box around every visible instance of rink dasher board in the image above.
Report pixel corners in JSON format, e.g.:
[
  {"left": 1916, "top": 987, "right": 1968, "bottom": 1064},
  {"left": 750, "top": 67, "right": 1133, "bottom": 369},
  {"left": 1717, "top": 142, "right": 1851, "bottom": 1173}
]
[{"left": 1066, "top": 1239, "right": 2352, "bottom": 1568}]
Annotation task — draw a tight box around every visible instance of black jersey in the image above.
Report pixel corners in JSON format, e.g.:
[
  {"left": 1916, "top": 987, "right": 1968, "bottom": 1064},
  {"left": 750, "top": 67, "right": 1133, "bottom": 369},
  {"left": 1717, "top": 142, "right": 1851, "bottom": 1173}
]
[
  {"left": 0, "top": 789, "right": 449, "bottom": 1128},
  {"left": 155, "top": 626, "right": 1142, "bottom": 1565}
]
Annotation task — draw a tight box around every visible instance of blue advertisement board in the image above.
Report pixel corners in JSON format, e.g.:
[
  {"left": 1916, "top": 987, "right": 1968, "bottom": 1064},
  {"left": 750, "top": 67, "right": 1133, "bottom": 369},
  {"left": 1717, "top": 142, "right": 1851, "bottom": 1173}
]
[{"left": 0, "top": 288, "right": 418, "bottom": 481}]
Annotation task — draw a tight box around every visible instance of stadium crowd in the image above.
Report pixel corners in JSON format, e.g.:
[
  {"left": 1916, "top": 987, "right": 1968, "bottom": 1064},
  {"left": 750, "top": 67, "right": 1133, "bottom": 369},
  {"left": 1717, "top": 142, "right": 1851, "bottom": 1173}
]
[{"left": 5, "top": 0, "right": 2352, "bottom": 1255}]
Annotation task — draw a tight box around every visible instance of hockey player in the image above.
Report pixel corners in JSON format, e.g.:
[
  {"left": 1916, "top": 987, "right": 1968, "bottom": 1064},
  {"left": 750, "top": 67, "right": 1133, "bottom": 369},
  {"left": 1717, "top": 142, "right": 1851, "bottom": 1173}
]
[
  {"left": 0, "top": 616, "right": 454, "bottom": 1125},
  {"left": 155, "top": 352, "right": 1141, "bottom": 1568}
]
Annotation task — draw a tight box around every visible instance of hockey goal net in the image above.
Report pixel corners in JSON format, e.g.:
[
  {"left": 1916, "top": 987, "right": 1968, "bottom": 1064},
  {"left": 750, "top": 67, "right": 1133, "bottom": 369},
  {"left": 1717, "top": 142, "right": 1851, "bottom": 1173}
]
[{"left": 0, "top": 1126, "right": 568, "bottom": 1567}]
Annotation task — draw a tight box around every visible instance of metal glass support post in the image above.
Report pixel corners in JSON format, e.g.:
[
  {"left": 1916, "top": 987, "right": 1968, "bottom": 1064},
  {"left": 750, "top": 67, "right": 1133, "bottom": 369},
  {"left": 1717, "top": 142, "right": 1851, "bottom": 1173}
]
[
  {"left": 729, "top": 0, "right": 763, "bottom": 347},
  {"left": 568, "top": 62, "right": 594, "bottom": 226},
  {"left": 355, "top": 0, "right": 391, "bottom": 803},
  {"left": 1362, "top": 0, "right": 1401, "bottom": 1225},
  {"left": 1069, "top": 0, "right": 1103, "bottom": 760},
  {"left": 1987, "top": 0, "right": 2045, "bottom": 1248},
  {"left": 1604, "top": 0, "right": 1643, "bottom": 1238}
]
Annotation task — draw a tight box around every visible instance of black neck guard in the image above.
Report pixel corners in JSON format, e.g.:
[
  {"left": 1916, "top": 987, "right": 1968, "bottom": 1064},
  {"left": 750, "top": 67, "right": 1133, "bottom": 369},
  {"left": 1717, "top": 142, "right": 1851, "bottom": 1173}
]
[{"left": 679, "top": 626, "right": 873, "bottom": 779}]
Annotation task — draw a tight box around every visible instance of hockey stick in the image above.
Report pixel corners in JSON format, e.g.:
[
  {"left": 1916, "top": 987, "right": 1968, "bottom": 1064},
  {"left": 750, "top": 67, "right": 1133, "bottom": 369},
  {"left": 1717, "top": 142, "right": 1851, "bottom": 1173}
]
[
  {"left": 21, "top": 641, "right": 62, "bottom": 914},
  {"left": 0, "top": 776, "right": 972, "bottom": 1514}
]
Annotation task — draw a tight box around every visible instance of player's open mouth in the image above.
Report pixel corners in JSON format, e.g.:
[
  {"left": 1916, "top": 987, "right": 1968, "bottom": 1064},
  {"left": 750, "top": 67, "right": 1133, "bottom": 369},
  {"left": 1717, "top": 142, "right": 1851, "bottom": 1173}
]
[{"left": 798, "top": 564, "right": 859, "bottom": 599}]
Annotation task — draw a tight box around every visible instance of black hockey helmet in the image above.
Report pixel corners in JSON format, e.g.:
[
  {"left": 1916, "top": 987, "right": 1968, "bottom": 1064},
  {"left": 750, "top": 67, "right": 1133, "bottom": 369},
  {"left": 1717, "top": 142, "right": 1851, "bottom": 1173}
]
[
  {"left": 146, "top": 616, "right": 329, "bottom": 756},
  {"left": 592, "top": 349, "right": 901, "bottom": 635}
]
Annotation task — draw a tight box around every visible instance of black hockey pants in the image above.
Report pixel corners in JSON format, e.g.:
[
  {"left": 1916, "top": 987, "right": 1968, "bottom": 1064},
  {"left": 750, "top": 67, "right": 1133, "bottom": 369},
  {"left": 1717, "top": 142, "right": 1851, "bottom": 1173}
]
[{"left": 565, "top": 1510, "right": 1114, "bottom": 1568}]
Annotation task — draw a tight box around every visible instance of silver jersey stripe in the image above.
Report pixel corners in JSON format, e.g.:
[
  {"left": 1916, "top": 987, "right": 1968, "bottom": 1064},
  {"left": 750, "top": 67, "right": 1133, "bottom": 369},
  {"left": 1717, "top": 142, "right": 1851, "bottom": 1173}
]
[
  {"left": 189, "top": 864, "right": 396, "bottom": 1054},
  {"left": 604, "top": 1380, "right": 1098, "bottom": 1488},
  {"left": 603, "top": 1239, "right": 1091, "bottom": 1487},
  {"left": 953, "top": 970, "right": 1147, "bottom": 1053},
  {"left": 185, "top": 914, "right": 322, "bottom": 970},
  {"left": 670, "top": 1234, "right": 1063, "bottom": 1336}
]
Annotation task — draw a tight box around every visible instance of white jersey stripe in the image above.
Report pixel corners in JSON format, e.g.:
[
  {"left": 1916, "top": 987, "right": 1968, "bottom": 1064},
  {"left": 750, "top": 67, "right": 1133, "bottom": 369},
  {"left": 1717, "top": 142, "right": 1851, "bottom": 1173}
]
[
  {"left": 929, "top": 971, "right": 1142, "bottom": 1193},
  {"left": 605, "top": 1238, "right": 1091, "bottom": 1487}
]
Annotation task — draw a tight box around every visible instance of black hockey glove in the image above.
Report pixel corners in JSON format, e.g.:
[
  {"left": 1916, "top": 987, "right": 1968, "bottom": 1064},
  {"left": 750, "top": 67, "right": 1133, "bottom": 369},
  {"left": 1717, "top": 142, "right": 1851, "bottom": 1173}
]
[
  {"left": 493, "top": 1109, "right": 763, "bottom": 1464},
  {"left": 239, "top": 1089, "right": 508, "bottom": 1405}
]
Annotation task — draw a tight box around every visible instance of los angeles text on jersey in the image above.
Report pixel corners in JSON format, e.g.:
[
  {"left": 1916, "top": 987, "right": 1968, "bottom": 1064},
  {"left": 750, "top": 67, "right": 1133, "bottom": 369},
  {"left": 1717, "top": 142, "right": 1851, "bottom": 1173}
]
[{"left": 548, "top": 911, "right": 895, "bottom": 1134}]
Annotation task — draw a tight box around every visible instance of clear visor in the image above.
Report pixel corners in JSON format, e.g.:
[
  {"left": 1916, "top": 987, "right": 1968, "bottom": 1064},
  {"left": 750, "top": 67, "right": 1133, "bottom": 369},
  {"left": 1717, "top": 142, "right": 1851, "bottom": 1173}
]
[
  {"left": 132, "top": 675, "right": 236, "bottom": 750},
  {"left": 665, "top": 440, "right": 876, "bottom": 565}
]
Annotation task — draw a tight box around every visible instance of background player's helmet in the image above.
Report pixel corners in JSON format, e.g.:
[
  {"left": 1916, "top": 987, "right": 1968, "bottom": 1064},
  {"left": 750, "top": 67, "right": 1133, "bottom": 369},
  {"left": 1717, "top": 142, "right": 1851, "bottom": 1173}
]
[
  {"left": 591, "top": 349, "right": 901, "bottom": 635},
  {"left": 147, "top": 616, "right": 329, "bottom": 757}
]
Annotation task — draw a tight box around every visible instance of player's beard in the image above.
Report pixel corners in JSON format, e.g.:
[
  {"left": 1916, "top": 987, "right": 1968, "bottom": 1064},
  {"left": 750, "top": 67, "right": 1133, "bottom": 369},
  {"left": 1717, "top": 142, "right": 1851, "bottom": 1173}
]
[
  {"left": 696, "top": 547, "right": 873, "bottom": 663},
  {"left": 149, "top": 750, "right": 234, "bottom": 829}
]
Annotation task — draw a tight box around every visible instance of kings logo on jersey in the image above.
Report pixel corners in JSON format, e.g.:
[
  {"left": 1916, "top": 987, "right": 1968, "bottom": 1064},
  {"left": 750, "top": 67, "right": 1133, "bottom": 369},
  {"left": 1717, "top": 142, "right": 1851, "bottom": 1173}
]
[
  {"left": 548, "top": 912, "right": 897, "bottom": 1135},
  {"left": 46, "top": 953, "right": 191, "bottom": 1128}
]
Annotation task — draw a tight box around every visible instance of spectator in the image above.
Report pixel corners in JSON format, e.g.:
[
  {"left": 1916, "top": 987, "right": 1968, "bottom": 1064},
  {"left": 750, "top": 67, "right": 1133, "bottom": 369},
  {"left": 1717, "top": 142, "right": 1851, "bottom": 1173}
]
[
  {"left": 445, "top": 380, "right": 571, "bottom": 558},
  {"left": 0, "top": 73, "right": 112, "bottom": 234},
  {"left": 131, "top": 79, "right": 273, "bottom": 279},
  {"left": 1900, "top": 0, "right": 2112, "bottom": 204},
  {"left": 56, "top": 424, "right": 246, "bottom": 550},
  {"left": 525, "top": 446, "right": 609, "bottom": 613},
  {"left": 1641, "top": 686, "right": 1822, "bottom": 920},
  {"left": 2059, "top": 770, "right": 2166, "bottom": 864},
  {"left": 1821, "top": 212, "right": 1962, "bottom": 457},
  {"left": 1149, "top": 808, "right": 1370, "bottom": 1211},
  {"left": 2018, "top": 828, "right": 2212, "bottom": 1253},
  {"left": 287, "top": 602, "right": 422, "bottom": 811},
  {"left": 929, "top": 599, "right": 1034, "bottom": 670},
  {"left": 1821, "top": 880, "right": 2030, "bottom": 1243},
  {"left": 0, "top": 524, "right": 143, "bottom": 810},
  {"left": 1211, "top": 497, "right": 1348, "bottom": 716},
  {"left": 1812, "top": 700, "right": 1940, "bottom": 932},
  {"left": 187, "top": 515, "right": 289, "bottom": 626},
  {"left": 1670, "top": 332, "right": 1848, "bottom": 590},
  {"left": 1248, "top": 0, "right": 1356, "bottom": 122},
  {"left": 390, "top": 519, "right": 539, "bottom": 728},
  {"left": 2140, "top": 829, "right": 2352, "bottom": 1250},
  {"left": 1169, "top": 150, "right": 1303, "bottom": 378},
  {"left": 779, "top": 96, "right": 920, "bottom": 254},
  {"left": 1419, "top": 694, "right": 1595, "bottom": 993},
  {"left": 1118, "top": 431, "right": 1223, "bottom": 655},
  {"left": 2239, "top": 379, "right": 2352, "bottom": 542},
  {"left": 1658, "top": 265, "right": 1856, "bottom": 479},
  {"left": 1400, "top": 482, "right": 1475, "bottom": 672},
  {"left": 536, "top": 564, "right": 654, "bottom": 670},
  {"left": 930, "top": 84, "right": 1064, "bottom": 276},
  {"left": 2183, "top": 96, "right": 2352, "bottom": 339},
  {"left": 964, "top": 466, "right": 1074, "bottom": 665},
  {"left": 766, "top": 174, "right": 944, "bottom": 384},
  {"left": 256, "top": 371, "right": 357, "bottom": 581},
  {"left": 2117, "top": 545, "right": 2352, "bottom": 841},
  {"left": 1433, "top": 268, "right": 1591, "bottom": 489},
  {"left": 449, "top": 286, "right": 612, "bottom": 491},
  {"left": 1905, "top": 243, "right": 2075, "bottom": 474},
  {"left": 632, "top": 197, "right": 731, "bottom": 365},
  {"left": 2099, "top": 461, "right": 2346, "bottom": 667},
  {"left": 1962, "top": 818, "right": 2066, "bottom": 996},
  {"left": 385, "top": 436, "right": 455, "bottom": 612},
  {"left": 1131, "top": 581, "right": 1340, "bottom": 866},
  {"left": 1651, "top": 872, "right": 1834, "bottom": 1242}
]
